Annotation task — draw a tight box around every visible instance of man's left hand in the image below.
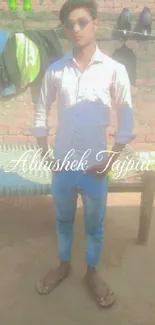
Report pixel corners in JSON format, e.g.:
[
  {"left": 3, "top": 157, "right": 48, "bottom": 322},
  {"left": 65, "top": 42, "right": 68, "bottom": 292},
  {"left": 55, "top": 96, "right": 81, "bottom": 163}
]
[
  {"left": 84, "top": 143, "right": 126, "bottom": 178},
  {"left": 84, "top": 163, "right": 111, "bottom": 178}
]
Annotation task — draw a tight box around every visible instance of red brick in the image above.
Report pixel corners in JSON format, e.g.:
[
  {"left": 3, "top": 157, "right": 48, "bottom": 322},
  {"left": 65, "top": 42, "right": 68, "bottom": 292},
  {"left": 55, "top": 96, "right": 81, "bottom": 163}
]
[
  {"left": 148, "top": 120, "right": 155, "bottom": 127},
  {"left": 133, "top": 119, "right": 140, "bottom": 128},
  {"left": 134, "top": 0, "right": 153, "bottom": 2},
  {"left": 9, "top": 106, "right": 25, "bottom": 115},
  {"left": 113, "top": 3, "right": 121, "bottom": 8},
  {"left": 142, "top": 92, "right": 155, "bottom": 101},
  {"left": 122, "top": 3, "right": 137, "bottom": 8},
  {"left": 145, "top": 135, "right": 155, "bottom": 143},
  {"left": 127, "top": 41, "right": 138, "bottom": 51},
  {"left": 134, "top": 126, "right": 150, "bottom": 135},
  {"left": 9, "top": 128, "right": 21, "bottom": 135},
  {"left": 98, "top": 8, "right": 103, "bottom": 12},
  {"left": 51, "top": 4, "right": 62, "bottom": 10},
  {"left": 147, "top": 4, "right": 155, "bottom": 9},
  {"left": 145, "top": 102, "right": 155, "bottom": 111},
  {"left": 3, "top": 135, "right": 27, "bottom": 144},
  {"left": 0, "top": 127, "right": 8, "bottom": 135},
  {"left": 132, "top": 143, "right": 155, "bottom": 151},
  {"left": 138, "top": 117, "right": 149, "bottom": 126},
  {"left": 22, "top": 129, "right": 32, "bottom": 136},
  {"left": 12, "top": 119, "right": 31, "bottom": 128},
  {"left": 0, "top": 120, "right": 10, "bottom": 127},
  {"left": 136, "top": 102, "right": 146, "bottom": 110},
  {"left": 133, "top": 135, "right": 146, "bottom": 143},
  {"left": 132, "top": 7, "right": 144, "bottom": 12},
  {"left": 100, "top": 8, "right": 113, "bottom": 12},
  {"left": 0, "top": 3, "right": 7, "bottom": 10},
  {"left": 136, "top": 79, "right": 155, "bottom": 86},
  {"left": 113, "top": 8, "right": 121, "bottom": 12},
  {"left": 27, "top": 136, "right": 37, "bottom": 144},
  {"left": 136, "top": 4, "right": 146, "bottom": 9},
  {"left": 103, "top": 2, "right": 114, "bottom": 8}
]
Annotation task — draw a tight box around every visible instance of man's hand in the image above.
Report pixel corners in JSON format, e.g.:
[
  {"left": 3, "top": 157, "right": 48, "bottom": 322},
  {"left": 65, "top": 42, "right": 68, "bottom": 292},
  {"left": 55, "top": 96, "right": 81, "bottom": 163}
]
[
  {"left": 84, "top": 143, "right": 126, "bottom": 178},
  {"left": 40, "top": 150, "right": 53, "bottom": 170},
  {"left": 84, "top": 162, "right": 111, "bottom": 178},
  {"left": 37, "top": 136, "right": 53, "bottom": 170}
]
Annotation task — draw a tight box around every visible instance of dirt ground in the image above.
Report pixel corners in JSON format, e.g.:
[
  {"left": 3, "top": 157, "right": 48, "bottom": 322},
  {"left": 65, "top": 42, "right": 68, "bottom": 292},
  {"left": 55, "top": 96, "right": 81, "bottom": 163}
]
[{"left": 0, "top": 193, "right": 155, "bottom": 325}]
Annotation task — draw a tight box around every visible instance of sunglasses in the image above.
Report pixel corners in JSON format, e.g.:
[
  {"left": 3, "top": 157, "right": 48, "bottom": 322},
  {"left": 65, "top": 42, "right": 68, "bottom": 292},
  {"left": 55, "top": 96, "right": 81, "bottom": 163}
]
[{"left": 64, "top": 18, "right": 92, "bottom": 31}]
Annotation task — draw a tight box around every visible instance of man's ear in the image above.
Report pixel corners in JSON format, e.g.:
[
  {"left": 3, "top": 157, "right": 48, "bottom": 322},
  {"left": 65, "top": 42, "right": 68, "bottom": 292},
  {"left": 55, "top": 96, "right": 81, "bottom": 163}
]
[
  {"left": 64, "top": 27, "right": 70, "bottom": 40},
  {"left": 94, "top": 19, "right": 99, "bottom": 32}
]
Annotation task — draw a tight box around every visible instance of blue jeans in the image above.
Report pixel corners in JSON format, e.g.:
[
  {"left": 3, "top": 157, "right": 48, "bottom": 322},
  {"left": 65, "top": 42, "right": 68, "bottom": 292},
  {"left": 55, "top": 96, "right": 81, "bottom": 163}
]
[{"left": 51, "top": 170, "right": 108, "bottom": 267}]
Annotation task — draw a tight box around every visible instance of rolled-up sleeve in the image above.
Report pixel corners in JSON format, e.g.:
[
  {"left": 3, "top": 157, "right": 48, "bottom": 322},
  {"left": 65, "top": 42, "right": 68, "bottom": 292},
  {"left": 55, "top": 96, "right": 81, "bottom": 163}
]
[
  {"left": 111, "top": 64, "right": 136, "bottom": 144},
  {"left": 31, "top": 67, "right": 56, "bottom": 137}
]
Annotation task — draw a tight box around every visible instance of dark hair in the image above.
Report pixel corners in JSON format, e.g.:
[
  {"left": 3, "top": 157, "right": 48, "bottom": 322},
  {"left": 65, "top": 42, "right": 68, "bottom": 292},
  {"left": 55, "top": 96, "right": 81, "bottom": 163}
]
[{"left": 59, "top": 0, "right": 98, "bottom": 24}]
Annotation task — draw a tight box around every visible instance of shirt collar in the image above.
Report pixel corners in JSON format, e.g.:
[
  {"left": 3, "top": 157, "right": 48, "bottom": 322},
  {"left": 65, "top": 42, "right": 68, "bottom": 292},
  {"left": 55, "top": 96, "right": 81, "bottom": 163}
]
[{"left": 65, "top": 44, "right": 104, "bottom": 64}]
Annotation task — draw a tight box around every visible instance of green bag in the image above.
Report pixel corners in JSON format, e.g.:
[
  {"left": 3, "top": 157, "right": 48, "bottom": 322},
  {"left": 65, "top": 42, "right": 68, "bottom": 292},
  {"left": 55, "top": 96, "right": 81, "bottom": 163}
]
[{"left": 15, "top": 33, "right": 40, "bottom": 88}]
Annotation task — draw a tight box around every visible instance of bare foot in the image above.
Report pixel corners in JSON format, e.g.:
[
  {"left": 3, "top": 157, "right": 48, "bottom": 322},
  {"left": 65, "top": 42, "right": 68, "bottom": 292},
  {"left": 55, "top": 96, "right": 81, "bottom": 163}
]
[
  {"left": 84, "top": 267, "right": 115, "bottom": 307},
  {"left": 36, "top": 261, "right": 70, "bottom": 295}
]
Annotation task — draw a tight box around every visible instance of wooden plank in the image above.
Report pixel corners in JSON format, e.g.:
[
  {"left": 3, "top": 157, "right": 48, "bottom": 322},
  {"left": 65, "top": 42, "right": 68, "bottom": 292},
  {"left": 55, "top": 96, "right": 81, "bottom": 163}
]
[
  {"left": 137, "top": 171, "right": 155, "bottom": 244},
  {"left": 109, "top": 181, "right": 143, "bottom": 193}
]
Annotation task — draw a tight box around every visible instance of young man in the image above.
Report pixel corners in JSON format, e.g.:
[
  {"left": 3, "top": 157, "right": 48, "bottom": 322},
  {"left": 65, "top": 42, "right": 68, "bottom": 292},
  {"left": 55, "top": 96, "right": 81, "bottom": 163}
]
[{"left": 32, "top": 0, "right": 135, "bottom": 307}]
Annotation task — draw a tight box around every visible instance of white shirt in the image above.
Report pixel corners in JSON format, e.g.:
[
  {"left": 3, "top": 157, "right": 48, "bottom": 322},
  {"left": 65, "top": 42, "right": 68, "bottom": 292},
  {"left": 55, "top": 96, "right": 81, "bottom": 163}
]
[{"left": 32, "top": 45, "right": 134, "bottom": 167}]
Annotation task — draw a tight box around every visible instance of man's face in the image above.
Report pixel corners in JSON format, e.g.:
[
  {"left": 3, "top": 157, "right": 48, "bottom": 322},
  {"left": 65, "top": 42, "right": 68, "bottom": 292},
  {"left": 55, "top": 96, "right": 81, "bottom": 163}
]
[{"left": 63, "top": 8, "right": 98, "bottom": 48}]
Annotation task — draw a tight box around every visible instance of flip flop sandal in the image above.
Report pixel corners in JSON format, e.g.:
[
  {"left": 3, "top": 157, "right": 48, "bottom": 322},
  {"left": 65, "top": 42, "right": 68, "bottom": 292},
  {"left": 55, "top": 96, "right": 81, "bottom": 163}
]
[
  {"left": 36, "top": 271, "right": 70, "bottom": 295},
  {"left": 84, "top": 278, "right": 116, "bottom": 308},
  {"left": 98, "top": 290, "right": 116, "bottom": 308},
  {"left": 36, "top": 280, "right": 57, "bottom": 295}
]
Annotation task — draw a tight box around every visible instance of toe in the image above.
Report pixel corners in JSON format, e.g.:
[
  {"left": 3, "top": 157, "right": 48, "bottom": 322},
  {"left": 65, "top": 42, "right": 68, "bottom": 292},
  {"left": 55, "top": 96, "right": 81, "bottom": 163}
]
[{"left": 100, "top": 291, "right": 115, "bottom": 307}]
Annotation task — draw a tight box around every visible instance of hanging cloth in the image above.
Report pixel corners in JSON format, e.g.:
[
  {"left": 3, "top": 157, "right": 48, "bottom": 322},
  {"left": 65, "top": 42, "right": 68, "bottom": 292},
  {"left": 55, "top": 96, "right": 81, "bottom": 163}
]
[
  {"left": 24, "top": 29, "right": 64, "bottom": 104},
  {"left": 15, "top": 33, "right": 40, "bottom": 88},
  {"left": 112, "top": 44, "right": 136, "bottom": 86},
  {"left": 0, "top": 32, "right": 17, "bottom": 96}
]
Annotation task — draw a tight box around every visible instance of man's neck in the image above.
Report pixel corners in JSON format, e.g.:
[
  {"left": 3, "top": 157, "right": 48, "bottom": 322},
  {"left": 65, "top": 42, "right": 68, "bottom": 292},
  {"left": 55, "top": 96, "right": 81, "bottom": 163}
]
[{"left": 73, "top": 42, "right": 96, "bottom": 69}]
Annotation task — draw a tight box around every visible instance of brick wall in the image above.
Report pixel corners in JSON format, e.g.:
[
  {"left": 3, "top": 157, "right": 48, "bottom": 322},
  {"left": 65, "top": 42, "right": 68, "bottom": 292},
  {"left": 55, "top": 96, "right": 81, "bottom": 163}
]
[
  {"left": 0, "top": 0, "right": 155, "bottom": 150},
  {"left": 1, "top": 0, "right": 155, "bottom": 12}
]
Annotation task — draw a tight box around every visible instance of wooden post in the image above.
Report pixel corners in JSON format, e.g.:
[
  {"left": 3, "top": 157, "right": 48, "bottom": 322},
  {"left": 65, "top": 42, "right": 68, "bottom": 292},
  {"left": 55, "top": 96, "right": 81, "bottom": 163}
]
[{"left": 137, "top": 171, "right": 155, "bottom": 244}]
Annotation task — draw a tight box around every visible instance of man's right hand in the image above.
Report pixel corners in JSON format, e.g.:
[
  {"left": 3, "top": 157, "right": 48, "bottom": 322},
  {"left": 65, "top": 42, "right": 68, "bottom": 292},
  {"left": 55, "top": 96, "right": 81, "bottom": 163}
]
[
  {"left": 40, "top": 149, "right": 53, "bottom": 171},
  {"left": 37, "top": 136, "right": 53, "bottom": 170}
]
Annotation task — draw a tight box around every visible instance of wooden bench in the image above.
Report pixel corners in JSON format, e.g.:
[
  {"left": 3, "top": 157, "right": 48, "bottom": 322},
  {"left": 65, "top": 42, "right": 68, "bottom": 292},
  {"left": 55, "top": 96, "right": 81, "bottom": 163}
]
[{"left": 0, "top": 143, "right": 155, "bottom": 245}]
